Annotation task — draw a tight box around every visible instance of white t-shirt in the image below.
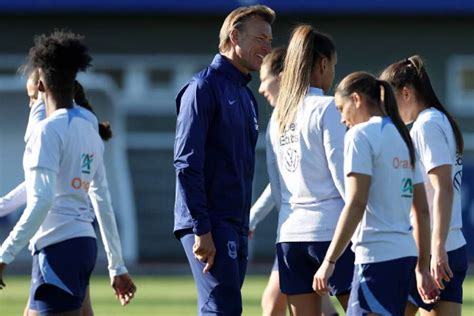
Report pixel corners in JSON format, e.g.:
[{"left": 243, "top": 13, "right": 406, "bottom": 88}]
[
  {"left": 23, "top": 107, "right": 103, "bottom": 251},
  {"left": 267, "top": 87, "right": 346, "bottom": 242},
  {"left": 0, "top": 107, "right": 126, "bottom": 276},
  {"left": 345, "top": 116, "right": 423, "bottom": 264},
  {"left": 0, "top": 101, "right": 98, "bottom": 218},
  {"left": 410, "top": 107, "right": 466, "bottom": 252}
]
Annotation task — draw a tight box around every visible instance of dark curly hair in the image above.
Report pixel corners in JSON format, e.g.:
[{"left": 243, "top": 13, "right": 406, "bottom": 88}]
[{"left": 26, "top": 30, "right": 92, "bottom": 93}]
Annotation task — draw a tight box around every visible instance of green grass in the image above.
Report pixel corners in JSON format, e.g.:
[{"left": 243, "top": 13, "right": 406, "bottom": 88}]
[{"left": 0, "top": 275, "right": 473, "bottom": 315}]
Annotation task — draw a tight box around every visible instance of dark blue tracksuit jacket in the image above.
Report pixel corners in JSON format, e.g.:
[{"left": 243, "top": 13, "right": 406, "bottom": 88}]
[{"left": 173, "top": 54, "right": 259, "bottom": 237}]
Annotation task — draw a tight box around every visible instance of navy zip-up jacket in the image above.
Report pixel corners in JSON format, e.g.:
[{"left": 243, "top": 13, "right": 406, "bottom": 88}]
[{"left": 173, "top": 54, "right": 259, "bottom": 237}]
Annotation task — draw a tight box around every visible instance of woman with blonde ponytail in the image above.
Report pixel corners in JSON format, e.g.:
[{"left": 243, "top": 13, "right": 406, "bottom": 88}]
[
  {"left": 266, "top": 24, "right": 353, "bottom": 315},
  {"left": 381, "top": 56, "right": 466, "bottom": 316},
  {"left": 313, "top": 71, "right": 439, "bottom": 315}
]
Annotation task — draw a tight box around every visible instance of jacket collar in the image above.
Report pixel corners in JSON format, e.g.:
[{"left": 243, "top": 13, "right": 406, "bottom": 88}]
[{"left": 210, "top": 54, "right": 252, "bottom": 86}]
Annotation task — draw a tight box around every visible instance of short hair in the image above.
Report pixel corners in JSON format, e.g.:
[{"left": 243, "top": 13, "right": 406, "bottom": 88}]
[
  {"left": 219, "top": 5, "right": 275, "bottom": 53},
  {"left": 25, "top": 30, "right": 92, "bottom": 93}
]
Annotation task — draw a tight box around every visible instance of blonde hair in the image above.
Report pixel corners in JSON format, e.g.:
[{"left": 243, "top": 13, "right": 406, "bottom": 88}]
[
  {"left": 218, "top": 5, "right": 275, "bottom": 54},
  {"left": 274, "top": 25, "right": 335, "bottom": 132}
]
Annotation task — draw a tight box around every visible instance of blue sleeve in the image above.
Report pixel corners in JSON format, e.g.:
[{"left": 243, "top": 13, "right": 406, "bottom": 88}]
[{"left": 174, "top": 78, "right": 215, "bottom": 235}]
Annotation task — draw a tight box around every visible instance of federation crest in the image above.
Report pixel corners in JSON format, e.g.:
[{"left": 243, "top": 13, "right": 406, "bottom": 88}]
[
  {"left": 284, "top": 148, "right": 299, "bottom": 172},
  {"left": 227, "top": 241, "right": 237, "bottom": 259}
]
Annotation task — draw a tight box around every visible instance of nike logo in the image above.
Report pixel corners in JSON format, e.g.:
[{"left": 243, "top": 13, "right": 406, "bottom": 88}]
[{"left": 228, "top": 100, "right": 238, "bottom": 105}]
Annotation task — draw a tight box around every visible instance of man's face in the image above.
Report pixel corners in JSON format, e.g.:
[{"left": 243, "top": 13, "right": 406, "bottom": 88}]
[{"left": 234, "top": 16, "right": 272, "bottom": 73}]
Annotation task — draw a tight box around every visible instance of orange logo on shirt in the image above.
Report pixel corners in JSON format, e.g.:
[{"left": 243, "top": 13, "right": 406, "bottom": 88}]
[
  {"left": 393, "top": 157, "right": 410, "bottom": 169},
  {"left": 71, "top": 177, "right": 90, "bottom": 191}
]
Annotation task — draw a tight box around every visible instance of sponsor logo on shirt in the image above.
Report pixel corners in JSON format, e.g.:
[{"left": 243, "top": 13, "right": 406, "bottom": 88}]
[
  {"left": 453, "top": 170, "right": 462, "bottom": 193},
  {"left": 393, "top": 157, "right": 411, "bottom": 169},
  {"left": 227, "top": 241, "right": 237, "bottom": 259},
  {"left": 81, "top": 153, "right": 94, "bottom": 174},
  {"left": 279, "top": 122, "right": 299, "bottom": 146},
  {"left": 284, "top": 148, "right": 299, "bottom": 172},
  {"left": 453, "top": 153, "right": 463, "bottom": 192},
  {"left": 71, "top": 177, "right": 90, "bottom": 191},
  {"left": 401, "top": 177, "right": 413, "bottom": 198}
]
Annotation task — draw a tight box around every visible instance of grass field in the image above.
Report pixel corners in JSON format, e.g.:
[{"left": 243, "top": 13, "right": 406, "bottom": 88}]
[{"left": 1, "top": 275, "right": 473, "bottom": 315}]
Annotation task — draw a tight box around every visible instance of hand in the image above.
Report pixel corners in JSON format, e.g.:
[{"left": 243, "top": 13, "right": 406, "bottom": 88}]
[
  {"left": 312, "top": 260, "right": 335, "bottom": 295},
  {"left": 248, "top": 230, "right": 255, "bottom": 239},
  {"left": 0, "top": 262, "right": 6, "bottom": 290},
  {"left": 193, "top": 232, "right": 216, "bottom": 273},
  {"left": 431, "top": 247, "right": 453, "bottom": 290},
  {"left": 111, "top": 273, "right": 136, "bottom": 306},
  {"left": 416, "top": 267, "right": 440, "bottom": 304}
]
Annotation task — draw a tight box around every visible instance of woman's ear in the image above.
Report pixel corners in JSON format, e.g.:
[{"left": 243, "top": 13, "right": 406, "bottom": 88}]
[
  {"left": 402, "top": 86, "right": 412, "bottom": 102},
  {"left": 352, "top": 92, "right": 362, "bottom": 109}
]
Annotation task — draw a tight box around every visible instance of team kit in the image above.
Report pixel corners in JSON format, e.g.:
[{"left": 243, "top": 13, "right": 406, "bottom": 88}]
[{"left": 0, "top": 4, "right": 467, "bottom": 316}]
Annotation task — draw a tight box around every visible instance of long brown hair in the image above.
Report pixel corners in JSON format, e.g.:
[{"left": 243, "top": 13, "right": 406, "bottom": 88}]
[
  {"left": 336, "top": 72, "right": 416, "bottom": 167},
  {"left": 380, "top": 55, "right": 463, "bottom": 154},
  {"left": 274, "top": 25, "right": 335, "bottom": 133}
]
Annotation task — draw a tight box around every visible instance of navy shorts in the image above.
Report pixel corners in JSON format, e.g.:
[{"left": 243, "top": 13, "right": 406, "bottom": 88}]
[
  {"left": 347, "top": 256, "right": 417, "bottom": 316},
  {"left": 180, "top": 227, "right": 248, "bottom": 316},
  {"left": 276, "top": 241, "right": 354, "bottom": 296},
  {"left": 29, "top": 237, "right": 97, "bottom": 314},
  {"left": 409, "top": 245, "right": 467, "bottom": 310}
]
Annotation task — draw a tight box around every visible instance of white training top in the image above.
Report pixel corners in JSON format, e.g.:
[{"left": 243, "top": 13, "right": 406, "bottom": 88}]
[
  {"left": 0, "top": 100, "right": 98, "bottom": 218},
  {"left": 267, "top": 87, "right": 346, "bottom": 243},
  {"left": 0, "top": 107, "right": 126, "bottom": 277},
  {"left": 249, "top": 184, "right": 275, "bottom": 231},
  {"left": 345, "top": 116, "right": 423, "bottom": 264},
  {"left": 24, "top": 95, "right": 47, "bottom": 143},
  {"left": 411, "top": 107, "right": 466, "bottom": 252}
]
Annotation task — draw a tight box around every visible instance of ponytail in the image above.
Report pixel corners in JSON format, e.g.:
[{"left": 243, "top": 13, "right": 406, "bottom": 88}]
[
  {"left": 74, "top": 80, "right": 113, "bottom": 141},
  {"left": 275, "top": 24, "right": 335, "bottom": 133},
  {"left": 378, "top": 80, "right": 416, "bottom": 167},
  {"left": 381, "top": 55, "right": 463, "bottom": 154},
  {"left": 336, "top": 72, "right": 416, "bottom": 167}
]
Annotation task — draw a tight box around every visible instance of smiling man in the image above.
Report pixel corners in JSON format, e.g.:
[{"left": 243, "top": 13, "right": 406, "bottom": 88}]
[{"left": 173, "top": 5, "right": 275, "bottom": 316}]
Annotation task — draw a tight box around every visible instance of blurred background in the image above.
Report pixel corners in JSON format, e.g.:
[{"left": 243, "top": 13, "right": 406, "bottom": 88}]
[{"left": 0, "top": 0, "right": 473, "bottom": 272}]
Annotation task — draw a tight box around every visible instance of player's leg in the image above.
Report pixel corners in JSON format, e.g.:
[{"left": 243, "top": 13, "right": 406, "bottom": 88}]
[
  {"left": 287, "top": 292, "right": 321, "bottom": 316},
  {"left": 277, "top": 242, "right": 323, "bottom": 315},
  {"left": 261, "top": 266, "right": 287, "bottom": 316},
  {"left": 81, "top": 287, "right": 93, "bottom": 316},
  {"left": 321, "top": 294, "right": 338, "bottom": 316}
]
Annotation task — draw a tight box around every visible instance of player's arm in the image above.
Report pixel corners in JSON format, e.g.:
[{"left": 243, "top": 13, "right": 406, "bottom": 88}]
[
  {"left": 249, "top": 184, "right": 275, "bottom": 237},
  {"left": 314, "top": 128, "right": 371, "bottom": 294},
  {"left": 428, "top": 164, "right": 454, "bottom": 288},
  {"left": 88, "top": 161, "right": 136, "bottom": 305},
  {"left": 174, "top": 79, "right": 216, "bottom": 272},
  {"left": 0, "top": 167, "right": 56, "bottom": 287},
  {"left": 0, "top": 182, "right": 27, "bottom": 217},
  {"left": 413, "top": 121, "right": 454, "bottom": 288},
  {"left": 321, "top": 103, "right": 346, "bottom": 198},
  {"left": 266, "top": 120, "right": 281, "bottom": 211},
  {"left": 411, "top": 182, "right": 440, "bottom": 303},
  {"left": 313, "top": 172, "right": 369, "bottom": 295}
]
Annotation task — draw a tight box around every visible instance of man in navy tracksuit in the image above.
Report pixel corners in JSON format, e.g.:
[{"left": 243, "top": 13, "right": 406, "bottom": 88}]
[{"left": 173, "top": 5, "right": 274, "bottom": 316}]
